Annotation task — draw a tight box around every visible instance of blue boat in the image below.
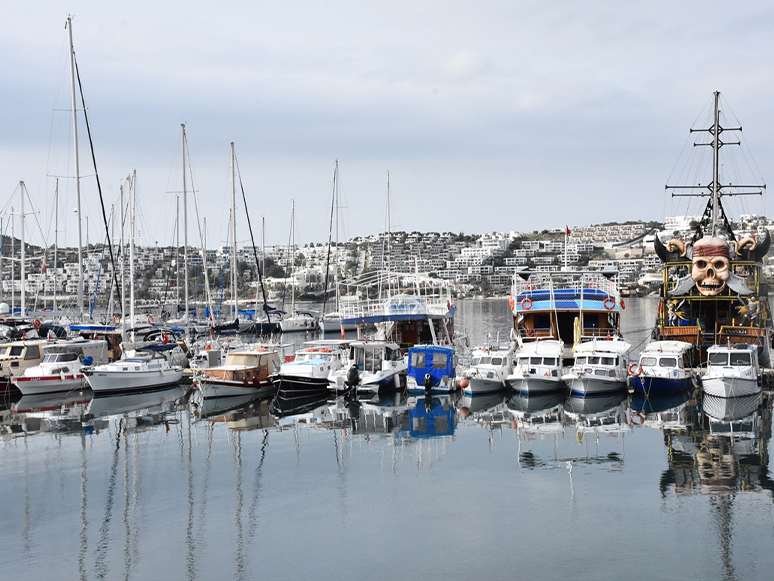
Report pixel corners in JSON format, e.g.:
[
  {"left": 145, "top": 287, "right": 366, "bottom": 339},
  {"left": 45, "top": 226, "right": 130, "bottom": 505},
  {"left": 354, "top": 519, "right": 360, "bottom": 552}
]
[
  {"left": 406, "top": 344, "right": 457, "bottom": 393},
  {"left": 629, "top": 341, "right": 698, "bottom": 396}
]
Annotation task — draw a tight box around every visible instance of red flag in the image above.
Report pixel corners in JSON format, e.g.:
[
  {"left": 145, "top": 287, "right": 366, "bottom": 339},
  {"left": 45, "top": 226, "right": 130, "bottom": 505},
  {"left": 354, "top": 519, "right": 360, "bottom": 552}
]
[{"left": 565, "top": 225, "right": 571, "bottom": 236}]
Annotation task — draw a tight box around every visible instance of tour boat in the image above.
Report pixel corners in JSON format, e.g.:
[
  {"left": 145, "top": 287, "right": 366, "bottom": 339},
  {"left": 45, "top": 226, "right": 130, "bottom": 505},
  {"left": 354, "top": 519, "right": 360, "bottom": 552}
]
[
  {"left": 628, "top": 341, "right": 697, "bottom": 396},
  {"left": 507, "top": 339, "right": 565, "bottom": 394},
  {"left": 195, "top": 349, "right": 281, "bottom": 398},
  {"left": 460, "top": 343, "right": 513, "bottom": 395},
  {"left": 701, "top": 343, "right": 761, "bottom": 398},
  {"left": 405, "top": 344, "right": 457, "bottom": 393},
  {"left": 11, "top": 339, "right": 108, "bottom": 395},
  {"left": 275, "top": 340, "right": 350, "bottom": 392},
  {"left": 562, "top": 338, "right": 631, "bottom": 396}
]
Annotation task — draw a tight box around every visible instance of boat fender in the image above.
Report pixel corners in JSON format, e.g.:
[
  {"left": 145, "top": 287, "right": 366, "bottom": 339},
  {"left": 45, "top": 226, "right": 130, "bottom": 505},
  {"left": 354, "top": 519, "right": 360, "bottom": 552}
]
[
  {"left": 627, "top": 362, "right": 642, "bottom": 377},
  {"left": 33, "top": 319, "right": 42, "bottom": 330},
  {"left": 603, "top": 297, "right": 615, "bottom": 311},
  {"left": 459, "top": 378, "right": 469, "bottom": 389},
  {"left": 619, "top": 299, "right": 625, "bottom": 310},
  {"left": 521, "top": 297, "right": 532, "bottom": 310},
  {"left": 205, "top": 344, "right": 211, "bottom": 351}
]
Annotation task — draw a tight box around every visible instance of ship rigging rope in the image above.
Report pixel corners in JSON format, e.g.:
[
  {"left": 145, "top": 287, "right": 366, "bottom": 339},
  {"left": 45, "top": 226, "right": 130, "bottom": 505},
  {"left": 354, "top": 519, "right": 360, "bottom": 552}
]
[
  {"left": 74, "top": 55, "right": 121, "bottom": 310},
  {"left": 234, "top": 154, "right": 272, "bottom": 322},
  {"left": 321, "top": 167, "right": 336, "bottom": 317}
]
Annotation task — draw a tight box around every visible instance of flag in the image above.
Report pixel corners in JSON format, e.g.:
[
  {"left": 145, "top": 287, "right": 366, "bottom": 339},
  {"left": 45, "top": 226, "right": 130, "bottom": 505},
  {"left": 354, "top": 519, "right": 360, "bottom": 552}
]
[{"left": 565, "top": 225, "right": 571, "bottom": 236}]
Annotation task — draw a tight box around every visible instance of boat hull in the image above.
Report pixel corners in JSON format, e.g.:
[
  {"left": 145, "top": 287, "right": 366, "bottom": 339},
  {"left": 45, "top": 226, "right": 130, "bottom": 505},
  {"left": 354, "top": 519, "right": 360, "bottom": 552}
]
[
  {"left": 463, "top": 377, "right": 505, "bottom": 395},
  {"left": 274, "top": 375, "right": 330, "bottom": 393},
  {"left": 12, "top": 374, "right": 85, "bottom": 395},
  {"left": 85, "top": 369, "right": 184, "bottom": 394},
  {"left": 701, "top": 376, "right": 760, "bottom": 398},
  {"left": 198, "top": 378, "right": 276, "bottom": 398},
  {"left": 630, "top": 375, "right": 693, "bottom": 396},
  {"left": 566, "top": 376, "right": 627, "bottom": 397},
  {"left": 507, "top": 376, "right": 564, "bottom": 395}
]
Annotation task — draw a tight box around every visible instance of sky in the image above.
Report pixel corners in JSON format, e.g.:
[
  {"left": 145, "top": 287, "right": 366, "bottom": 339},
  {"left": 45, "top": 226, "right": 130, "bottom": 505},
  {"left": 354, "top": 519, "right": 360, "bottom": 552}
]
[{"left": 2, "top": 1, "right": 774, "bottom": 250}]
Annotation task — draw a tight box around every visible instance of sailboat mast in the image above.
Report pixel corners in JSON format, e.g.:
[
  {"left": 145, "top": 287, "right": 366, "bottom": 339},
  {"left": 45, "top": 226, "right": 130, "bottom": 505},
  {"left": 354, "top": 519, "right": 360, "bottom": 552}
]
[
  {"left": 290, "top": 200, "right": 295, "bottom": 314},
  {"left": 20, "top": 182, "right": 25, "bottom": 317},
  {"left": 120, "top": 183, "right": 126, "bottom": 337},
  {"left": 386, "top": 171, "right": 391, "bottom": 299},
  {"left": 230, "top": 142, "right": 238, "bottom": 319},
  {"left": 334, "top": 161, "right": 340, "bottom": 311},
  {"left": 129, "top": 172, "right": 136, "bottom": 332},
  {"left": 67, "top": 16, "right": 84, "bottom": 320},
  {"left": 176, "top": 194, "right": 180, "bottom": 312},
  {"left": 711, "top": 91, "right": 721, "bottom": 235},
  {"left": 182, "top": 123, "right": 189, "bottom": 324},
  {"left": 11, "top": 209, "right": 14, "bottom": 314},
  {"left": 54, "top": 178, "right": 58, "bottom": 313}
]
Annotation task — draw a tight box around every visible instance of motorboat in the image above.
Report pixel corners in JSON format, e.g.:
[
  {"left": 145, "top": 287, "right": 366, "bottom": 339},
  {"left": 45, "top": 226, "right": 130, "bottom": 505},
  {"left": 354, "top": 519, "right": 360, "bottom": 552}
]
[
  {"left": 195, "top": 349, "right": 281, "bottom": 398},
  {"left": 275, "top": 339, "right": 350, "bottom": 392},
  {"left": 507, "top": 339, "right": 565, "bottom": 394},
  {"left": 84, "top": 351, "right": 184, "bottom": 394},
  {"left": 701, "top": 343, "right": 761, "bottom": 398},
  {"left": 11, "top": 339, "right": 108, "bottom": 395},
  {"left": 562, "top": 338, "right": 631, "bottom": 396},
  {"left": 460, "top": 344, "right": 512, "bottom": 395},
  {"left": 279, "top": 311, "right": 318, "bottom": 333},
  {"left": 329, "top": 340, "right": 406, "bottom": 393},
  {"left": 405, "top": 344, "right": 457, "bottom": 394},
  {"left": 629, "top": 341, "right": 697, "bottom": 396},
  {"left": 0, "top": 339, "right": 65, "bottom": 390}
]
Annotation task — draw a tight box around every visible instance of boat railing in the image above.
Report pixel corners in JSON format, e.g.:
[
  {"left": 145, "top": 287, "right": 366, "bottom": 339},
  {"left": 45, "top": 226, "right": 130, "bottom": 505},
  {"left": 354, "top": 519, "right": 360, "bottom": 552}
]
[
  {"left": 511, "top": 272, "right": 618, "bottom": 298},
  {"left": 341, "top": 294, "right": 451, "bottom": 320}
]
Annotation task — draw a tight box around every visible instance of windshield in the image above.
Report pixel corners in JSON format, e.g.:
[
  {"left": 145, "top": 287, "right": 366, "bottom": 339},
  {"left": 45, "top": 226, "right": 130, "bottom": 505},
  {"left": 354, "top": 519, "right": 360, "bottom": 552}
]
[
  {"left": 730, "top": 352, "right": 752, "bottom": 366},
  {"left": 708, "top": 352, "right": 728, "bottom": 366}
]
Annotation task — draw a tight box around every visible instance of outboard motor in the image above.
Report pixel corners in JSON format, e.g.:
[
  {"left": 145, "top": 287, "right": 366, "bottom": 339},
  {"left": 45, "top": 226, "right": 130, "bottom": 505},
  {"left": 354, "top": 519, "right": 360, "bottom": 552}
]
[
  {"left": 423, "top": 373, "right": 434, "bottom": 393},
  {"left": 346, "top": 365, "right": 360, "bottom": 389}
]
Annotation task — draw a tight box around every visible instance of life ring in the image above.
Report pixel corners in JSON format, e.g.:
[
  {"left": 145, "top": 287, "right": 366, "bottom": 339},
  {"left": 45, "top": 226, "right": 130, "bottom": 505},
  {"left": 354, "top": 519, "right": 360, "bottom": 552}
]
[
  {"left": 509, "top": 295, "right": 515, "bottom": 311},
  {"left": 628, "top": 362, "right": 642, "bottom": 377},
  {"left": 521, "top": 297, "right": 533, "bottom": 310},
  {"left": 603, "top": 297, "right": 615, "bottom": 311},
  {"left": 526, "top": 328, "right": 535, "bottom": 338},
  {"left": 205, "top": 344, "right": 211, "bottom": 351},
  {"left": 619, "top": 299, "right": 626, "bottom": 310},
  {"left": 113, "top": 314, "right": 121, "bottom": 325},
  {"left": 526, "top": 282, "right": 535, "bottom": 291},
  {"left": 446, "top": 300, "right": 451, "bottom": 311},
  {"left": 147, "top": 315, "right": 154, "bottom": 325},
  {"left": 629, "top": 412, "right": 644, "bottom": 426},
  {"left": 33, "top": 319, "right": 41, "bottom": 330}
]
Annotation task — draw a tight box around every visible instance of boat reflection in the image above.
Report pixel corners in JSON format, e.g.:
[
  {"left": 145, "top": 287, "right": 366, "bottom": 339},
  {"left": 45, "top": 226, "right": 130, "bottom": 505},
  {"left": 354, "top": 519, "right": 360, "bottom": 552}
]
[
  {"left": 564, "top": 392, "right": 630, "bottom": 435},
  {"left": 4, "top": 389, "right": 94, "bottom": 437},
  {"left": 407, "top": 394, "right": 456, "bottom": 438},
  {"left": 507, "top": 390, "right": 566, "bottom": 435},
  {"left": 629, "top": 389, "right": 697, "bottom": 430}
]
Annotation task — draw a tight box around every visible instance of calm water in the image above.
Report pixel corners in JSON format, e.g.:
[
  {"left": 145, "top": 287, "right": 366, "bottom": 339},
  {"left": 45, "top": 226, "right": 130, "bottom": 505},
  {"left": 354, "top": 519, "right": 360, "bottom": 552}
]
[{"left": 1, "top": 298, "right": 773, "bottom": 580}]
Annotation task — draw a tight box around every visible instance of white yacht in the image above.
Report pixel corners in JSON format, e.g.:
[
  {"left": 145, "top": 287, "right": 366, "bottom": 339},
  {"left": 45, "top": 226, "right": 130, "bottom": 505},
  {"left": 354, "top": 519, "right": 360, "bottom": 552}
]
[
  {"left": 507, "top": 340, "right": 565, "bottom": 394},
  {"left": 279, "top": 311, "right": 318, "bottom": 333},
  {"left": 702, "top": 344, "right": 761, "bottom": 398},
  {"left": 460, "top": 344, "right": 512, "bottom": 395},
  {"left": 84, "top": 351, "right": 184, "bottom": 394},
  {"left": 562, "top": 338, "right": 631, "bottom": 396},
  {"left": 11, "top": 339, "right": 108, "bottom": 395},
  {"left": 276, "top": 340, "right": 350, "bottom": 391}
]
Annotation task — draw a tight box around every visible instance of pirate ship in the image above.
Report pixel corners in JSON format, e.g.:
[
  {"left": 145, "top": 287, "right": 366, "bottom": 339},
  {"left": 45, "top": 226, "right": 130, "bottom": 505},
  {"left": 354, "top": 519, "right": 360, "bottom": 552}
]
[{"left": 653, "top": 92, "right": 772, "bottom": 367}]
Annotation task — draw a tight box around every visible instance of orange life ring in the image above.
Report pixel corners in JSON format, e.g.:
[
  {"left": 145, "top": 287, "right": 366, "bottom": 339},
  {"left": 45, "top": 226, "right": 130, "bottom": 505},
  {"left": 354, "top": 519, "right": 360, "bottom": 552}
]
[
  {"left": 629, "top": 412, "right": 644, "bottom": 426},
  {"left": 205, "top": 344, "right": 212, "bottom": 351},
  {"left": 628, "top": 362, "right": 642, "bottom": 377},
  {"left": 509, "top": 296, "right": 515, "bottom": 311},
  {"left": 620, "top": 299, "right": 626, "bottom": 310},
  {"left": 521, "top": 297, "right": 532, "bottom": 310},
  {"left": 113, "top": 314, "right": 121, "bottom": 325},
  {"left": 603, "top": 297, "right": 615, "bottom": 311},
  {"left": 33, "top": 319, "right": 41, "bottom": 330},
  {"left": 526, "top": 281, "right": 535, "bottom": 291},
  {"left": 147, "top": 315, "right": 154, "bottom": 325}
]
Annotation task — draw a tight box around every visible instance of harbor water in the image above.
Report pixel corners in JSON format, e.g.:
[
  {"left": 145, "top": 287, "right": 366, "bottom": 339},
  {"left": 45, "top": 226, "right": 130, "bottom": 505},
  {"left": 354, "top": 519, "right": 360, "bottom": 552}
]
[{"left": 1, "top": 298, "right": 773, "bottom": 580}]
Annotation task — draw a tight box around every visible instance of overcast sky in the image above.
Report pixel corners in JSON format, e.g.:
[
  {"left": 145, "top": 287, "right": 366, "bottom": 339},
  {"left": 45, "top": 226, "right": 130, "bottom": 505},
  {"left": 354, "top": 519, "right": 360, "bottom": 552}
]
[{"left": 2, "top": 1, "right": 773, "bottom": 250}]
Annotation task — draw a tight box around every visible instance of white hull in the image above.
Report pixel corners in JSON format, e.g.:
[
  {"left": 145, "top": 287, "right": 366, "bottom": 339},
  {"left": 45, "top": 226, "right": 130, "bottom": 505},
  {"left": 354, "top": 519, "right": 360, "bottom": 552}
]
[
  {"left": 507, "top": 376, "right": 564, "bottom": 394},
  {"left": 464, "top": 377, "right": 505, "bottom": 395},
  {"left": 406, "top": 375, "right": 456, "bottom": 393},
  {"left": 198, "top": 379, "right": 276, "bottom": 398},
  {"left": 319, "top": 318, "right": 357, "bottom": 333},
  {"left": 12, "top": 374, "right": 85, "bottom": 395},
  {"left": 565, "top": 376, "right": 627, "bottom": 396},
  {"left": 701, "top": 376, "right": 760, "bottom": 398},
  {"left": 280, "top": 317, "right": 317, "bottom": 333},
  {"left": 86, "top": 368, "right": 184, "bottom": 394}
]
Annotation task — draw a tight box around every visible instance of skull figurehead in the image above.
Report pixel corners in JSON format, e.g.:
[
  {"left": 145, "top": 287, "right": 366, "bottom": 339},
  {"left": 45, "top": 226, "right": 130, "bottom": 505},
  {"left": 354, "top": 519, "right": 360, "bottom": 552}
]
[{"left": 692, "top": 236, "right": 730, "bottom": 296}]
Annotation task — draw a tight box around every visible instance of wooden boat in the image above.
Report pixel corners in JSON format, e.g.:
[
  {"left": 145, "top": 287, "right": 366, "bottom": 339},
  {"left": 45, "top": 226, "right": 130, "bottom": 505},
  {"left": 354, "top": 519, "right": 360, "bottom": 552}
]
[{"left": 195, "top": 349, "right": 281, "bottom": 398}]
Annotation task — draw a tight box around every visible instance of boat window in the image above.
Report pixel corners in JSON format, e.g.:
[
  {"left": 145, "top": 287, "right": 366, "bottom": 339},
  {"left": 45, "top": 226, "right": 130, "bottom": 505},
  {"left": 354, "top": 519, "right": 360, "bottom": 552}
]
[
  {"left": 658, "top": 357, "right": 677, "bottom": 368},
  {"left": 708, "top": 352, "right": 728, "bottom": 366},
  {"left": 472, "top": 358, "right": 481, "bottom": 366},
  {"left": 42, "top": 354, "right": 58, "bottom": 363},
  {"left": 491, "top": 357, "right": 503, "bottom": 366},
  {"left": 588, "top": 356, "right": 600, "bottom": 365},
  {"left": 480, "top": 357, "right": 491, "bottom": 365},
  {"left": 519, "top": 358, "right": 530, "bottom": 366},
  {"left": 236, "top": 372, "right": 243, "bottom": 380},
  {"left": 730, "top": 352, "right": 751, "bottom": 366},
  {"left": 530, "top": 357, "right": 542, "bottom": 365},
  {"left": 543, "top": 358, "right": 557, "bottom": 366},
  {"left": 594, "top": 369, "right": 607, "bottom": 377},
  {"left": 575, "top": 357, "right": 586, "bottom": 365},
  {"left": 0, "top": 347, "right": 6, "bottom": 356},
  {"left": 640, "top": 357, "right": 657, "bottom": 367},
  {"left": 432, "top": 352, "right": 447, "bottom": 369},
  {"left": 608, "top": 370, "right": 616, "bottom": 378},
  {"left": 354, "top": 348, "right": 365, "bottom": 368},
  {"left": 10, "top": 346, "right": 23, "bottom": 357},
  {"left": 25, "top": 346, "right": 40, "bottom": 360},
  {"left": 602, "top": 357, "right": 615, "bottom": 366},
  {"left": 412, "top": 351, "right": 426, "bottom": 368},
  {"left": 392, "top": 348, "right": 403, "bottom": 362}
]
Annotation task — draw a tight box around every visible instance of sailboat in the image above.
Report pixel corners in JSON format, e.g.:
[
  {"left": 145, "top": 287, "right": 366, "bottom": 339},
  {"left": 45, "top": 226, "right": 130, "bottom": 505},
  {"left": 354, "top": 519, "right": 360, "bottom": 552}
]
[
  {"left": 279, "top": 200, "right": 317, "bottom": 332},
  {"left": 84, "top": 172, "right": 183, "bottom": 394},
  {"left": 651, "top": 91, "right": 771, "bottom": 372}
]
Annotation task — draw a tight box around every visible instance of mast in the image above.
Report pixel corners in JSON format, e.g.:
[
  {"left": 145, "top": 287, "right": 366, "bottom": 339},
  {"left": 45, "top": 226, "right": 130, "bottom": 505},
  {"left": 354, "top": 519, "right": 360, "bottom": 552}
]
[
  {"left": 11, "top": 208, "right": 14, "bottom": 314},
  {"left": 230, "top": 142, "right": 238, "bottom": 319},
  {"left": 54, "top": 178, "right": 58, "bottom": 313},
  {"left": 19, "top": 182, "right": 25, "bottom": 317},
  {"left": 711, "top": 91, "right": 721, "bottom": 235},
  {"left": 67, "top": 16, "right": 84, "bottom": 320},
  {"left": 129, "top": 172, "right": 136, "bottom": 333},
  {"left": 334, "top": 160, "right": 340, "bottom": 312},
  {"left": 386, "top": 171, "right": 391, "bottom": 298},
  {"left": 182, "top": 124, "right": 189, "bottom": 324},
  {"left": 176, "top": 194, "right": 180, "bottom": 313},
  {"left": 290, "top": 200, "right": 295, "bottom": 314},
  {"left": 120, "top": 182, "right": 126, "bottom": 339}
]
